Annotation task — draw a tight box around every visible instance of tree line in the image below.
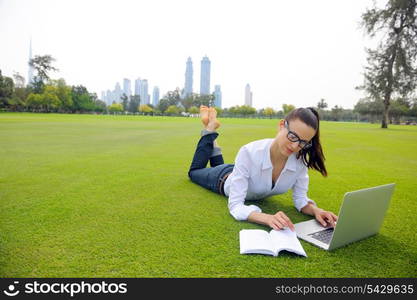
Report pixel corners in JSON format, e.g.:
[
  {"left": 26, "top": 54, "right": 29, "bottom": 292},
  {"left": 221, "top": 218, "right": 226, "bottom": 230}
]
[
  {"left": 0, "top": 55, "right": 106, "bottom": 113},
  {"left": 1, "top": 64, "right": 416, "bottom": 123}
]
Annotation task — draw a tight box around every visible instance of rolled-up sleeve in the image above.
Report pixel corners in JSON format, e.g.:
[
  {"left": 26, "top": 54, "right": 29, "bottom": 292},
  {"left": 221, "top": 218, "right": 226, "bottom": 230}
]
[
  {"left": 228, "top": 147, "right": 262, "bottom": 220},
  {"left": 292, "top": 166, "right": 316, "bottom": 211}
]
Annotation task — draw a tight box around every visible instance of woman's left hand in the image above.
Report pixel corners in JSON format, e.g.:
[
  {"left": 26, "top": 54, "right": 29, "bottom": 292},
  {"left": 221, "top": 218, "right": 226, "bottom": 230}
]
[{"left": 313, "top": 207, "right": 338, "bottom": 228}]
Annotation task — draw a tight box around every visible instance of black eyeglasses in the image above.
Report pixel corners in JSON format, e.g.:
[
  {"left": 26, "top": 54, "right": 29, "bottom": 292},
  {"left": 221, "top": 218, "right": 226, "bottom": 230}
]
[{"left": 284, "top": 120, "right": 313, "bottom": 150}]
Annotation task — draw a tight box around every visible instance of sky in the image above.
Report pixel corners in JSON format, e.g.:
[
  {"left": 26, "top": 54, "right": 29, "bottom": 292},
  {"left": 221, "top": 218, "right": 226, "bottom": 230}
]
[{"left": 0, "top": 0, "right": 377, "bottom": 110}]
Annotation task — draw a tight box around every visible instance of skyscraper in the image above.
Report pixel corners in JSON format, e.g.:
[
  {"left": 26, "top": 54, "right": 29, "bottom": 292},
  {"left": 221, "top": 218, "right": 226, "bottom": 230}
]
[
  {"left": 27, "top": 38, "right": 34, "bottom": 86},
  {"left": 134, "top": 78, "right": 141, "bottom": 96},
  {"left": 123, "top": 78, "right": 131, "bottom": 97},
  {"left": 200, "top": 56, "right": 211, "bottom": 95},
  {"left": 140, "top": 79, "right": 149, "bottom": 105},
  {"left": 245, "top": 84, "right": 253, "bottom": 107},
  {"left": 183, "top": 57, "right": 193, "bottom": 98},
  {"left": 114, "top": 82, "right": 122, "bottom": 103},
  {"left": 106, "top": 90, "right": 112, "bottom": 105},
  {"left": 214, "top": 85, "right": 222, "bottom": 108},
  {"left": 152, "top": 86, "right": 160, "bottom": 107}
]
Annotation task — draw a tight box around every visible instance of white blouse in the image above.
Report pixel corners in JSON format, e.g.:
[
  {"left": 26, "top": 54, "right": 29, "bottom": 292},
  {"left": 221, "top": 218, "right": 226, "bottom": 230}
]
[{"left": 223, "top": 138, "right": 316, "bottom": 221}]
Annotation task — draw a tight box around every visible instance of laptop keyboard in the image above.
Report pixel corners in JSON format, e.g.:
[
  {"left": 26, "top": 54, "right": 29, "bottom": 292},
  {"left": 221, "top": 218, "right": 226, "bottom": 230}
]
[{"left": 308, "top": 228, "right": 334, "bottom": 244}]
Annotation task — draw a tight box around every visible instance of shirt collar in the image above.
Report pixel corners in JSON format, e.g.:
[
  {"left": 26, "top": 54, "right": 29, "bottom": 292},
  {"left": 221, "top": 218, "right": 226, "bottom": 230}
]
[
  {"left": 262, "top": 140, "right": 274, "bottom": 170},
  {"left": 285, "top": 154, "right": 297, "bottom": 172},
  {"left": 262, "top": 139, "right": 297, "bottom": 172}
]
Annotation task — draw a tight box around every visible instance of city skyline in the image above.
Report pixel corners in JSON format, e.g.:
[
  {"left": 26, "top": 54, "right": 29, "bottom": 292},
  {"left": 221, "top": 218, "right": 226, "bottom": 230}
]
[
  {"left": 0, "top": 0, "right": 375, "bottom": 110},
  {"left": 101, "top": 77, "right": 156, "bottom": 106},
  {"left": 102, "top": 55, "right": 226, "bottom": 108}
]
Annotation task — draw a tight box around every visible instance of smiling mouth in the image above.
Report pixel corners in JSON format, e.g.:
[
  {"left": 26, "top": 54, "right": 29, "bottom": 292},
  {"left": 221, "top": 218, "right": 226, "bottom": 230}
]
[{"left": 286, "top": 148, "right": 293, "bottom": 154}]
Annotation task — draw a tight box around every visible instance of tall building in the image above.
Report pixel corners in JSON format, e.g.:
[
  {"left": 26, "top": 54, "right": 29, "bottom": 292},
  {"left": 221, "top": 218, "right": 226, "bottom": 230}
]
[
  {"left": 114, "top": 82, "right": 122, "bottom": 103},
  {"left": 213, "top": 85, "right": 222, "bottom": 108},
  {"left": 123, "top": 78, "right": 131, "bottom": 97},
  {"left": 183, "top": 57, "right": 193, "bottom": 98},
  {"left": 27, "top": 38, "right": 34, "bottom": 86},
  {"left": 134, "top": 78, "right": 141, "bottom": 96},
  {"left": 245, "top": 84, "right": 252, "bottom": 107},
  {"left": 140, "top": 79, "right": 149, "bottom": 105},
  {"left": 106, "top": 90, "right": 112, "bottom": 105},
  {"left": 152, "top": 86, "right": 160, "bottom": 106},
  {"left": 200, "top": 56, "right": 211, "bottom": 95}
]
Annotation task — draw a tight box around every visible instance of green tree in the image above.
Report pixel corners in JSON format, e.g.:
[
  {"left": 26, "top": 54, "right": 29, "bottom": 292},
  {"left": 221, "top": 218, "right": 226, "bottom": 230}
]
[
  {"left": 213, "top": 106, "right": 223, "bottom": 116},
  {"left": 354, "top": 97, "right": 384, "bottom": 123},
  {"left": 42, "top": 85, "right": 61, "bottom": 112},
  {"left": 108, "top": 103, "right": 123, "bottom": 113},
  {"left": 6, "top": 72, "right": 27, "bottom": 110},
  {"left": 121, "top": 93, "right": 129, "bottom": 111},
  {"left": 26, "top": 93, "right": 43, "bottom": 111},
  {"left": 165, "top": 105, "right": 180, "bottom": 115},
  {"left": 157, "top": 99, "right": 170, "bottom": 113},
  {"left": 94, "top": 100, "right": 107, "bottom": 113},
  {"left": 128, "top": 95, "right": 141, "bottom": 113},
  {"left": 317, "top": 98, "right": 328, "bottom": 110},
  {"left": 197, "top": 94, "right": 215, "bottom": 107},
  {"left": 359, "top": 0, "right": 417, "bottom": 128},
  {"left": 164, "top": 88, "right": 182, "bottom": 106},
  {"left": 408, "top": 98, "right": 417, "bottom": 118},
  {"left": 228, "top": 106, "right": 238, "bottom": 115},
  {"left": 240, "top": 105, "right": 256, "bottom": 115},
  {"left": 183, "top": 93, "right": 215, "bottom": 108},
  {"left": 71, "top": 85, "right": 96, "bottom": 112},
  {"left": 228, "top": 105, "right": 256, "bottom": 116},
  {"left": 330, "top": 105, "right": 344, "bottom": 121},
  {"left": 139, "top": 104, "right": 153, "bottom": 114},
  {"left": 9, "top": 72, "right": 29, "bottom": 111},
  {"left": 13, "top": 72, "right": 25, "bottom": 88},
  {"left": 53, "top": 79, "right": 73, "bottom": 112},
  {"left": 263, "top": 107, "right": 276, "bottom": 118},
  {"left": 389, "top": 98, "right": 410, "bottom": 123},
  {"left": 29, "top": 55, "right": 58, "bottom": 93},
  {"left": 282, "top": 104, "right": 295, "bottom": 115},
  {"left": 188, "top": 106, "right": 199, "bottom": 114},
  {"left": 0, "top": 70, "right": 14, "bottom": 108},
  {"left": 181, "top": 96, "right": 194, "bottom": 111}
]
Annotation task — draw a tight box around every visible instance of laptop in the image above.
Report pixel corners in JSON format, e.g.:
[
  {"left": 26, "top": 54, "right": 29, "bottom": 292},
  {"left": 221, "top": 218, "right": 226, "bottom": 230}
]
[{"left": 294, "top": 183, "right": 395, "bottom": 251}]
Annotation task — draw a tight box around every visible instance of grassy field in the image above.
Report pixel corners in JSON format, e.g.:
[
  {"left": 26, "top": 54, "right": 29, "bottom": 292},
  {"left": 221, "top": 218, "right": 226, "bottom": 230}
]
[{"left": 0, "top": 112, "right": 416, "bottom": 277}]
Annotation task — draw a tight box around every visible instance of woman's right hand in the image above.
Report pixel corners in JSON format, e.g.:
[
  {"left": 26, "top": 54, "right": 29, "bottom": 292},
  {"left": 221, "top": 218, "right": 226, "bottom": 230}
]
[
  {"left": 247, "top": 211, "right": 295, "bottom": 231},
  {"left": 266, "top": 211, "right": 295, "bottom": 231}
]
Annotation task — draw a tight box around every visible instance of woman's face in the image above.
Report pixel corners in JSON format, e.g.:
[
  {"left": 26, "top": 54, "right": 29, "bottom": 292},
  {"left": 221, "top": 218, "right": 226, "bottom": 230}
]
[{"left": 276, "top": 118, "right": 316, "bottom": 157}]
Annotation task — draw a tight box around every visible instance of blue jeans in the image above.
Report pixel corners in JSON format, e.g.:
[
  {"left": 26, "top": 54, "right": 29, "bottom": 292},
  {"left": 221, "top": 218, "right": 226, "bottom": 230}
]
[{"left": 188, "top": 132, "right": 234, "bottom": 195}]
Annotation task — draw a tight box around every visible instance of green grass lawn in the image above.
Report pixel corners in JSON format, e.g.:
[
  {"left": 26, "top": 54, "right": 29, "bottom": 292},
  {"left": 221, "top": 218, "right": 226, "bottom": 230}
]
[{"left": 0, "top": 112, "right": 416, "bottom": 277}]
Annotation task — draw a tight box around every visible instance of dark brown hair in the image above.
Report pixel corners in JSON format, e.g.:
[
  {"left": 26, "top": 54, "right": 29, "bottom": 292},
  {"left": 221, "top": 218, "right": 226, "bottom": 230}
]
[{"left": 285, "top": 107, "right": 327, "bottom": 177}]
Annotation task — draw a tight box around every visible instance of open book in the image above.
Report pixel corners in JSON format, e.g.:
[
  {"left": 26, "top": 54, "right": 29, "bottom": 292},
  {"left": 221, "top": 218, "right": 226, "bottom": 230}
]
[{"left": 239, "top": 228, "right": 307, "bottom": 257}]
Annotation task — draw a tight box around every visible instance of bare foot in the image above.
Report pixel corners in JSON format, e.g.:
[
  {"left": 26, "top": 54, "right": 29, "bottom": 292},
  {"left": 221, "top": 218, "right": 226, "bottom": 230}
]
[
  {"left": 200, "top": 105, "right": 209, "bottom": 127},
  {"left": 207, "top": 107, "right": 221, "bottom": 131}
]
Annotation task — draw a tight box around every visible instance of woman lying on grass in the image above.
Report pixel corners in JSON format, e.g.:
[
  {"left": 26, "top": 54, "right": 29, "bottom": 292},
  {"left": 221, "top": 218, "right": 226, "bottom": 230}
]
[{"left": 188, "top": 106, "right": 338, "bottom": 231}]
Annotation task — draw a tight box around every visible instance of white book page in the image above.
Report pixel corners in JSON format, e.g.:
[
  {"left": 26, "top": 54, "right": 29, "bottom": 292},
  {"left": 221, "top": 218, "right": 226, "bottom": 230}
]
[
  {"left": 239, "top": 230, "right": 275, "bottom": 256},
  {"left": 269, "top": 228, "right": 307, "bottom": 257}
]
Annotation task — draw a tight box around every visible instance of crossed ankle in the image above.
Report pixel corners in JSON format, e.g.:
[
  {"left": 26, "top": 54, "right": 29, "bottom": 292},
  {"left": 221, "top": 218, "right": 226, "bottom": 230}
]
[
  {"left": 201, "top": 129, "right": 216, "bottom": 136},
  {"left": 211, "top": 147, "right": 222, "bottom": 157}
]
